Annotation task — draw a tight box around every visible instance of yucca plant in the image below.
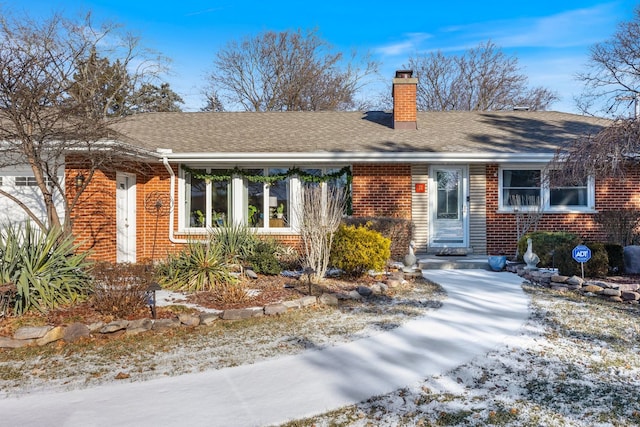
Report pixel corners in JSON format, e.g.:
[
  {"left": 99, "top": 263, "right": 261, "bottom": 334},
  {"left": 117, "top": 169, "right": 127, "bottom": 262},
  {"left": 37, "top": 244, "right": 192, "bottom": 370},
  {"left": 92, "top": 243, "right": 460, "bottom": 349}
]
[
  {"left": 156, "top": 240, "right": 238, "bottom": 292},
  {"left": 0, "top": 222, "right": 92, "bottom": 315},
  {"left": 209, "top": 223, "right": 258, "bottom": 266}
]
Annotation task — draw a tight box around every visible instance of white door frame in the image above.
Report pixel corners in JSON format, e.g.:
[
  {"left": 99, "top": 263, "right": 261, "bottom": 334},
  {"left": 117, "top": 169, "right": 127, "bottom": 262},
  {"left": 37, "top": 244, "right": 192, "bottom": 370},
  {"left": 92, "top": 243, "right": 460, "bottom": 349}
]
[
  {"left": 116, "top": 172, "right": 137, "bottom": 263},
  {"left": 428, "top": 165, "right": 469, "bottom": 249}
]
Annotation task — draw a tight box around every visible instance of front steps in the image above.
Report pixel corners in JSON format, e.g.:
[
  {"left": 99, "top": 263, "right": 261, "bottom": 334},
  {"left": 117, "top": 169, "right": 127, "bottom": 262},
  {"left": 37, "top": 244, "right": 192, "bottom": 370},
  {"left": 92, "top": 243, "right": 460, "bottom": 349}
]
[{"left": 418, "top": 255, "right": 490, "bottom": 270}]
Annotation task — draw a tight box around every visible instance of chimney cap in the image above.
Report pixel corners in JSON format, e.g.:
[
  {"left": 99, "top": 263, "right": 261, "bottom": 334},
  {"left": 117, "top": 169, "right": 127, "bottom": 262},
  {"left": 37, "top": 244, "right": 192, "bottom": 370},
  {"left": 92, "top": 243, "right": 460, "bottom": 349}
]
[{"left": 395, "top": 70, "right": 413, "bottom": 78}]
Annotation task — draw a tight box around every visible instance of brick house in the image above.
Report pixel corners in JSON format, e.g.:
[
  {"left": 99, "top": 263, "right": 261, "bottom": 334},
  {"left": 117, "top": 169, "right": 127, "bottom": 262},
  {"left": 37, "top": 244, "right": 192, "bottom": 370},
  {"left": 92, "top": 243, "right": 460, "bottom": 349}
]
[{"left": 1, "top": 71, "right": 622, "bottom": 262}]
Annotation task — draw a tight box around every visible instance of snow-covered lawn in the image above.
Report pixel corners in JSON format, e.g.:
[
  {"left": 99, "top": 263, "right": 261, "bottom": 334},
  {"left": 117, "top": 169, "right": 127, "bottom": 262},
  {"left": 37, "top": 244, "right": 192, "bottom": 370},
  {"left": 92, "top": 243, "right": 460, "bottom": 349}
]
[{"left": 289, "top": 283, "right": 640, "bottom": 426}]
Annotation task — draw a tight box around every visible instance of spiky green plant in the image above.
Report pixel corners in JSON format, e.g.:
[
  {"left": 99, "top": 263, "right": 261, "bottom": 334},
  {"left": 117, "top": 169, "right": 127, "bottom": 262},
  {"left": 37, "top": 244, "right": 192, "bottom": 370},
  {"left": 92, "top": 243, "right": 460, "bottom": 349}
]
[
  {"left": 209, "top": 223, "right": 258, "bottom": 265},
  {"left": 0, "top": 222, "right": 92, "bottom": 315},
  {"left": 156, "top": 240, "right": 237, "bottom": 292}
]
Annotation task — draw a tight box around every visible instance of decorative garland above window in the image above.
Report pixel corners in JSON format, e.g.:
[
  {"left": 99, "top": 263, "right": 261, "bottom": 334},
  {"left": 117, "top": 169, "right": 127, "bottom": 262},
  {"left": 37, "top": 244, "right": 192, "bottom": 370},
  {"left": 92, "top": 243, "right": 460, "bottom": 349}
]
[{"left": 181, "top": 165, "right": 351, "bottom": 184}]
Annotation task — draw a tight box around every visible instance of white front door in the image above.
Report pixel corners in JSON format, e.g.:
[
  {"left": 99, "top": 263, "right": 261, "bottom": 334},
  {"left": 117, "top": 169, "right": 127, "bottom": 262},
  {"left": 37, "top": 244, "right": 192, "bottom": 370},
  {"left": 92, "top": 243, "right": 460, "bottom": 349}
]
[
  {"left": 429, "top": 166, "right": 468, "bottom": 248},
  {"left": 116, "top": 172, "right": 136, "bottom": 263}
]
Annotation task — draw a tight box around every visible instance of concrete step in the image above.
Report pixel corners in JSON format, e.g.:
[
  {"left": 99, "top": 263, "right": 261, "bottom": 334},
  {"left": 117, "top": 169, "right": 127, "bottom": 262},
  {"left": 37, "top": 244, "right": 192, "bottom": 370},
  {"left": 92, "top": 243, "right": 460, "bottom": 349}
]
[{"left": 418, "top": 255, "right": 490, "bottom": 270}]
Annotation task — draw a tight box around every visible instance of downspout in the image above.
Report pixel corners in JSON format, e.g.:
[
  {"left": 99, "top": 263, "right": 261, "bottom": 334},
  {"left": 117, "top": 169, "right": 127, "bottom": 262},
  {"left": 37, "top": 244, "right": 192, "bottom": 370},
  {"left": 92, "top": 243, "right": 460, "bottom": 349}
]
[{"left": 162, "top": 156, "right": 189, "bottom": 244}]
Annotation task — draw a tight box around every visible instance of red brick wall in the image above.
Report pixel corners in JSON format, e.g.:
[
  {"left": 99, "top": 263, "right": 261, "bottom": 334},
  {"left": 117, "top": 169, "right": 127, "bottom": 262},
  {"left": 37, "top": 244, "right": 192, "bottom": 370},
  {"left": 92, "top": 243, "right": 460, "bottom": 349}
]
[
  {"left": 69, "top": 161, "right": 306, "bottom": 263},
  {"left": 485, "top": 164, "right": 640, "bottom": 255},
  {"left": 392, "top": 83, "right": 417, "bottom": 124},
  {"left": 352, "top": 164, "right": 412, "bottom": 219}
]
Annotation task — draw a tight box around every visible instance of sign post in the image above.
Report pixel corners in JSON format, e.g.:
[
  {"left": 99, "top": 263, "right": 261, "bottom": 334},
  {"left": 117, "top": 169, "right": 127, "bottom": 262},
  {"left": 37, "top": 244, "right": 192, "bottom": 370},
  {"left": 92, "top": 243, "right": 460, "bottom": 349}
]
[{"left": 572, "top": 245, "right": 592, "bottom": 278}]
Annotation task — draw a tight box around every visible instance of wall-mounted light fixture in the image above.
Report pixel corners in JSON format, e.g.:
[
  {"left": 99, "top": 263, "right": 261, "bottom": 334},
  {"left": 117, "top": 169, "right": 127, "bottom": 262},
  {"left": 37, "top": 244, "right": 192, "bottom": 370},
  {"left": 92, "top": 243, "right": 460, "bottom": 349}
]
[{"left": 75, "top": 174, "right": 85, "bottom": 189}]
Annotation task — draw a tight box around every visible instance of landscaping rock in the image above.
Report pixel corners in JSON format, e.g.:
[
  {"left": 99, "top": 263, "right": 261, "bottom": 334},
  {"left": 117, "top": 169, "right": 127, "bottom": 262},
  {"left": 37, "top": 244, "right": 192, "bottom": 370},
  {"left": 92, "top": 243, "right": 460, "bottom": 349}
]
[
  {"left": 14, "top": 326, "right": 52, "bottom": 340},
  {"left": 603, "top": 288, "right": 622, "bottom": 297},
  {"left": 221, "top": 308, "right": 256, "bottom": 320},
  {"left": 0, "top": 336, "right": 30, "bottom": 348},
  {"left": 566, "top": 276, "right": 584, "bottom": 287},
  {"left": 318, "top": 293, "right": 339, "bottom": 307},
  {"left": 551, "top": 274, "right": 569, "bottom": 283},
  {"left": 357, "top": 286, "right": 373, "bottom": 297},
  {"left": 126, "top": 318, "right": 153, "bottom": 335},
  {"left": 282, "top": 300, "right": 302, "bottom": 309},
  {"left": 609, "top": 296, "right": 623, "bottom": 303},
  {"left": 300, "top": 296, "right": 317, "bottom": 307},
  {"left": 551, "top": 284, "right": 569, "bottom": 292},
  {"left": 245, "top": 269, "right": 258, "bottom": 279},
  {"left": 624, "top": 245, "right": 640, "bottom": 274},
  {"left": 63, "top": 323, "right": 90, "bottom": 343},
  {"left": 386, "top": 278, "right": 402, "bottom": 288},
  {"left": 621, "top": 291, "right": 640, "bottom": 301},
  {"left": 582, "top": 284, "right": 604, "bottom": 294},
  {"left": 178, "top": 313, "right": 201, "bottom": 327},
  {"left": 87, "top": 322, "right": 105, "bottom": 333},
  {"left": 345, "top": 290, "right": 363, "bottom": 300},
  {"left": 36, "top": 326, "right": 65, "bottom": 346},
  {"left": 101, "top": 320, "right": 130, "bottom": 334},
  {"left": 199, "top": 313, "right": 220, "bottom": 325},
  {"left": 152, "top": 318, "right": 181, "bottom": 331},
  {"left": 264, "top": 303, "right": 288, "bottom": 315}
]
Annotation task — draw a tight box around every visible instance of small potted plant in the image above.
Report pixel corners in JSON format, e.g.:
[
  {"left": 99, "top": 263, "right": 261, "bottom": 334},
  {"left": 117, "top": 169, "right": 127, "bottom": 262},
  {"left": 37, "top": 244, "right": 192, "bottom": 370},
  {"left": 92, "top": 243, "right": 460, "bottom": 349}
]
[{"left": 276, "top": 203, "right": 284, "bottom": 218}]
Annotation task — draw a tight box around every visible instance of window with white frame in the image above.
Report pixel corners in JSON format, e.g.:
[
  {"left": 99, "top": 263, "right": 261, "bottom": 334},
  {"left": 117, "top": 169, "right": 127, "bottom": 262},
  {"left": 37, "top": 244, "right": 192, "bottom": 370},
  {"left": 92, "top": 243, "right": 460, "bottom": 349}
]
[
  {"left": 181, "top": 166, "right": 349, "bottom": 230},
  {"left": 499, "top": 166, "right": 593, "bottom": 211},
  {"left": 184, "top": 169, "right": 231, "bottom": 228}
]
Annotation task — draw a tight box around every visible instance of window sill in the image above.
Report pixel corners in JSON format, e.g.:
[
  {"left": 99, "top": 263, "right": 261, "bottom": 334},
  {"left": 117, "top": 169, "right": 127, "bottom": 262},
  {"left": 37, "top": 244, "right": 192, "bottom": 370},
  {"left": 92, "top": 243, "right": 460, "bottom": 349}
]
[{"left": 497, "top": 208, "right": 597, "bottom": 214}]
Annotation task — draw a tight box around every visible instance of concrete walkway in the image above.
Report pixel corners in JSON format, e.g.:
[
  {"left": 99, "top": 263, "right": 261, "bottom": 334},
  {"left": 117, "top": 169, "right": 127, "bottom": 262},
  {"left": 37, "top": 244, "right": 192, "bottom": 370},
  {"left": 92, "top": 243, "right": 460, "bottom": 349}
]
[{"left": 0, "top": 270, "right": 529, "bottom": 427}]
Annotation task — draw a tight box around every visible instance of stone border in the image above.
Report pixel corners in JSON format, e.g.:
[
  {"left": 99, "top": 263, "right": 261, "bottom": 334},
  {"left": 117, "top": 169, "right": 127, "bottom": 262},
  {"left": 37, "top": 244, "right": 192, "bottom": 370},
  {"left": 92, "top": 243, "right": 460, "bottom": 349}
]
[
  {"left": 509, "top": 263, "right": 640, "bottom": 304},
  {"left": 0, "top": 282, "right": 392, "bottom": 349}
]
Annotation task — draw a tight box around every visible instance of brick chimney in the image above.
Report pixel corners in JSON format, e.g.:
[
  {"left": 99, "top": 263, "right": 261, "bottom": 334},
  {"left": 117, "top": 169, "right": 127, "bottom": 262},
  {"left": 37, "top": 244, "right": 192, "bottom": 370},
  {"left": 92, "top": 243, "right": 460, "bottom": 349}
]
[{"left": 392, "top": 70, "right": 418, "bottom": 129}]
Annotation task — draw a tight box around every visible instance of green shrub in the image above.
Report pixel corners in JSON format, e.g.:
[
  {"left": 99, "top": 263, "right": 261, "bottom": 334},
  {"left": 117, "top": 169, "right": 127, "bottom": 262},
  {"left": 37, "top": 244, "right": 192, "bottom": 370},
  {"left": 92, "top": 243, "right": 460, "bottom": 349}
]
[
  {"left": 342, "top": 217, "right": 414, "bottom": 261},
  {"left": 604, "top": 243, "right": 624, "bottom": 275},
  {"left": 555, "top": 242, "right": 609, "bottom": 278},
  {"left": 90, "top": 262, "right": 153, "bottom": 317},
  {"left": 0, "top": 222, "right": 92, "bottom": 315},
  {"left": 209, "top": 223, "right": 258, "bottom": 265},
  {"left": 247, "top": 239, "right": 282, "bottom": 275},
  {"left": 330, "top": 223, "right": 391, "bottom": 277},
  {"left": 156, "top": 240, "right": 237, "bottom": 292},
  {"left": 517, "top": 231, "right": 580, "bottom": 268}
]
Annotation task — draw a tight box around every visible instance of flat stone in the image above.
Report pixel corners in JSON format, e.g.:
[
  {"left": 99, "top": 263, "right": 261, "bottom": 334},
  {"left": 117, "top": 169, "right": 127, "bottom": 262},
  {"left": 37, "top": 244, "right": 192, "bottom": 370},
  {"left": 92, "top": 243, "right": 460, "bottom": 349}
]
[
  {"left": 318, "top": 293, "right": 339, "bottom": 307},
  {"left": 14, "top": 326, "right": 53, "bottom": 340},
  {"left": 386, "top": 279, "right": 402, "bottom": 288},
  {"left": 357, "top": 286, "right": 373, "bottom": 297},
  {"left": 264, "top": 303, "right": 288, "bottom": 315},
  {"left": 583, "top": 284, "right": 604, "bottom": 294},
  {"left": 551, "top": 274, "right": 569, "bottom": 283},
  {"left": 221, "top": 308, "right": 255, "bottom": 320},
  {"left": 87, "top": 322, "right": 105, "bottom": 333},
  {"left": 566, "top": 276, "right": 584, "bottom": 287},
  {"left": 126, "top": 318, "right": 153, "bottom": 335},
  {"left": 299, "top": 296, "right": 317, "bottom": 307},
  {"left": 36, "top": 326, "right": 65, "bottom": 346},
  {"left": 245, "top": 269, "right": 258, "bottom": 279},
  {"left": 101, "top": 320, "right": 130, "bottom": 334},
  {"left": 282, "top": 300, "right": 301, "bottom": 309},
  {"left": 63, "top": 323, "right": 90, "bottom": 343},
  {"left": 199, "top": 313, "right": 220, "bottom": 325},
  {"left": 152, "top": 318, "right": 181, "bottom": 331},
  {"left": 178, "top": 313, "right": 201, "bottom": 327},
  {"left": 621, "top": 291, "right": 640, "bottom": 301},
  {"left": 603, "top": 288, "right": 622, "bottom": 297},
  {"left": 0, "top": 336, "right": 30, "bottom": 348},
  {"left": 609, "top": 296, "right": 624, "bottom": 303}
]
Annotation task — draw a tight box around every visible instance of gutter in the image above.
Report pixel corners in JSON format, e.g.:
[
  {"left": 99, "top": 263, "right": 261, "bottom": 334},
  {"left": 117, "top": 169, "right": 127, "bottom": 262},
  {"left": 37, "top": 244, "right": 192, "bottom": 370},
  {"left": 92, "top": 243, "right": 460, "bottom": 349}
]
[
  {"left": 161, "top": 151, "right": 557, "bottom": 164},
  {"left": 161, "top": 154, "right": 189, "bottom": 244}
]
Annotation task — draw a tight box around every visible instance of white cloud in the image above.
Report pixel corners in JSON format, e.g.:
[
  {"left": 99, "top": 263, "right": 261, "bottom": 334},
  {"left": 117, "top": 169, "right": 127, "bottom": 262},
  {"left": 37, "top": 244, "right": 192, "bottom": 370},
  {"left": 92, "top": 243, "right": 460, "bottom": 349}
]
[{"left": 374, "top": 32, "right": 432, "bottom": 57}]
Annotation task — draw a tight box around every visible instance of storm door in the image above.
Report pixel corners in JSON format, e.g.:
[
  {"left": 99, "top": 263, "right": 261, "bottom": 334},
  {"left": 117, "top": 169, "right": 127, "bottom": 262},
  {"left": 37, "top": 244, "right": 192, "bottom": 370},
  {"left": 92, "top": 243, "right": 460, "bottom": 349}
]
[{"left": 429, "top": 166, "right": 468, "bottom": 248}]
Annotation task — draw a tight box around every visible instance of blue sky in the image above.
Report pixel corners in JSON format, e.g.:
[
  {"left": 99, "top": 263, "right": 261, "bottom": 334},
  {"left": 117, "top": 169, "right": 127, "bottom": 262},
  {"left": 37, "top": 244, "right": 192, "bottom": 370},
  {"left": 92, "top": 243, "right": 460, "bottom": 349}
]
[{"left": 20, "top": 0, "right": 639, "bottom": 114}]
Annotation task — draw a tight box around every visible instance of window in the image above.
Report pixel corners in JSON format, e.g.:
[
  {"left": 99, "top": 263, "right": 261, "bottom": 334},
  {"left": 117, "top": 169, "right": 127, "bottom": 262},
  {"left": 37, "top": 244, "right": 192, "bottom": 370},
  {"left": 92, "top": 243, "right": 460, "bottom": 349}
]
[
  {"left": 181, "top": 165, "right": 349, "bottom": 231},
  {"left": 15, "top": 176, "right": 39, "bottom": 187},
  {"left": 499, "top": 166, "right": 593, "bottom": 211},
  {"left": 184, "top": 169, "right": 230, "bottom": 228}
]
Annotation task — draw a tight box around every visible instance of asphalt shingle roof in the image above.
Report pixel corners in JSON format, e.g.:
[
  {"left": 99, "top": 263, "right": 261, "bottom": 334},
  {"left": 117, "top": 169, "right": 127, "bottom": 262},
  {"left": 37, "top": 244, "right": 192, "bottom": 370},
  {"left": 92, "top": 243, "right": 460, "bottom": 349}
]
[{"left": 113, "top": 110, "right": 608, "bottom": 155}]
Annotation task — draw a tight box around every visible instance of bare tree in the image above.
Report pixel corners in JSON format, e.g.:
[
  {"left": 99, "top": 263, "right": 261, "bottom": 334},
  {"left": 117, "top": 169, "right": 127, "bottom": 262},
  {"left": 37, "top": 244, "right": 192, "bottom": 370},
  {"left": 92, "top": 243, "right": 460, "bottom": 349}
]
[
  {"left": 206, "top": 28, "right": 378, "bottom": 111},
  {"left": 549, "top": 117, "right": 639, "bottom": 184},
  {"left": 296, "top": 185, "right": 346, "bottom": 284},
  {"left": 407, "top": 41, "right": 558, "bottom": 111},
  {"left": 510, "top": 194, "right": 543, "bottom": 259},
  {"left": 576, "top": 6, "right": 640, "bottom": 117},
  {"left": 0, "top": 10, "right": 166, "bottom": 232}
]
